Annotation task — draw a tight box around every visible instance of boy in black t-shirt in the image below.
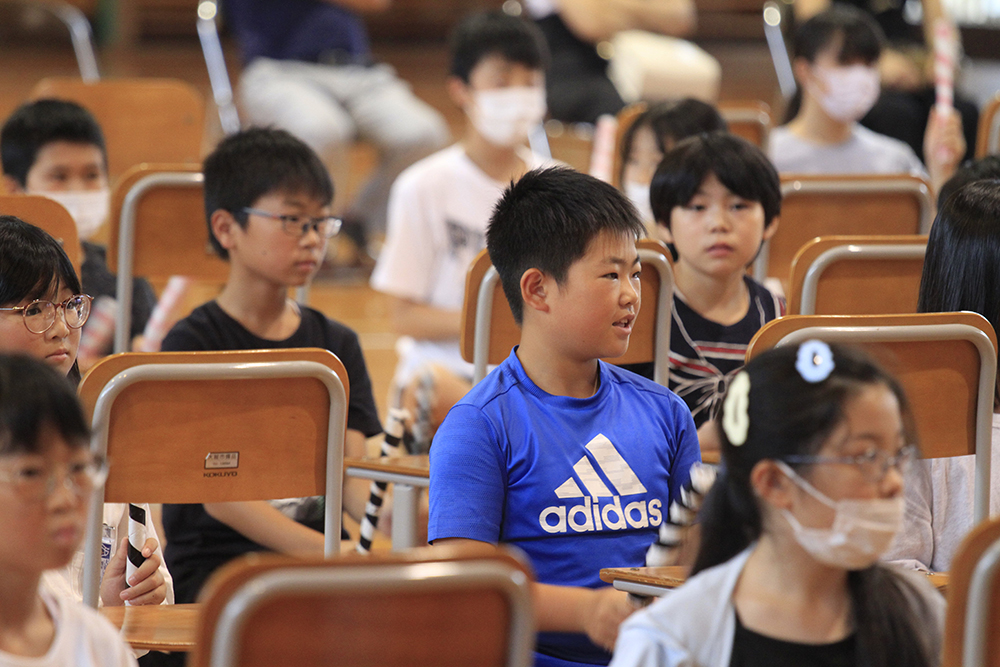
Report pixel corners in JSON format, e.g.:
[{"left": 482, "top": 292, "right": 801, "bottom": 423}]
[
  {"left": 649, "top": 133, "right": 784, "bottom": 453},
  {"left": 161, "top": 128, "right": 382, "bottom": 603}
]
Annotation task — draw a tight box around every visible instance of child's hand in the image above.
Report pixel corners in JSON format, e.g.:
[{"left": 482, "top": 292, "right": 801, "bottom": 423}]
[
  {"left": 924, "top": 107, "right": 966, "bottom": 192},
  {"left": 584, "top": 588, "right": 636, "bottom": 652},
  {"left": 100, "top": 537, "right": 167, "bottom": 607}
]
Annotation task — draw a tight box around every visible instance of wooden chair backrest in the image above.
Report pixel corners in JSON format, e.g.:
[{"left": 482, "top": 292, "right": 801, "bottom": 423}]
[
  {"left": 460, "top": 239, "right": 672, "bottom": 380},
  {"left": 0, "top": 194, "right": 81, "bottom": 274},
  {"left": 976, "top": 92, "right": 1000, "bottom": 159},
  {"left": 719, "top": 99, "right": 771, "bottom": 148},
  {"left": 943, "top": 518, "right": 1000, "bottom": 667},
  {"left": 611, "top": 102, "right": 649, "bottom": 188},
  {"left": 758, "top": 174, "right": 934, "bottom": 289},
  {"left": 747, "top": 312, "right": 997, "bottom": 465},
  {"left": 786, "top": 235, "right": 927, "bottom": 315},
  {"left": 77, "top": 348, "right": 349, "bottom": 504},
  {"left": 29, "top": 77, "right": 205, "bottom": 181},
  {"left": 189, "top": 543, "right": 536, "bottom": 667}
]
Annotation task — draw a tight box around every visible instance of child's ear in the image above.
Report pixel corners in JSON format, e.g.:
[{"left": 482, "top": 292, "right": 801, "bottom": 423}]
[
  {"left": 762, "top": 217, "right": 779, "bottom": 241},
  {"left": 792, "top": 58, "right": 812, "bottom": 88},
  {"left": 210, "top": 209, "right": 240, "bottom": 251},
  {"left": 520, "top": 268, "right": 550, "bottom": 315},
  {"left": 750, "top": 459, "right": 795, "bottom": 511},
  {"left": 2, "top": 175, "right": 24, "bottom": 194},
  {"left": 446, "top": 76, "right": 472, "bottom": 109}
]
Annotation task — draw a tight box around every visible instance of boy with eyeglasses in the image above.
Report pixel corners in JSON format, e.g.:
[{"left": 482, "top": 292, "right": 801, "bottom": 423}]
[{"left": 159, "top": 128, "right": 382, "bottom": 605}]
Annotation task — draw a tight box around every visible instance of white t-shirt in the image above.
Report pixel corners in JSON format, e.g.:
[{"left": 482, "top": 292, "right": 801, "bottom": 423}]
[
  {"left": 768, "top": 124, "right": 928, "bottom": 178},
  {"left": 523, "top": 0, "right": 558, "bottom": 18},
  {"left": 0, "top": 590, "right": 137, "bottom": 667},
  {"left": 370, "top": 144, "right": 551, "bottom": 382}
]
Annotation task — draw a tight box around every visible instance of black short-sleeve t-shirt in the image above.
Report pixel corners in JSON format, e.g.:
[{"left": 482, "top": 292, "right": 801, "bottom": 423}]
[
  {"left": 160, "top": 300, "right": 382, "bottom": 602},
  {"left": 729, "top": 612, "right": 856, "bottom": 667}
]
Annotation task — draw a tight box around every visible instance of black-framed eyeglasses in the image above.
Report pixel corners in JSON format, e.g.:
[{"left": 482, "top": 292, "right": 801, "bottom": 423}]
[
  {"left": 0, "top": 294, "right": 93, "bottom": 334},
  {"left": 782, "top": 444, "right": 919, "bottom": 483},
  {"left": 0, "top": 454, "right": 108, "bottom": 502},
  {"left": 242, "top": 207, "right": 343, "bottom": 239}
]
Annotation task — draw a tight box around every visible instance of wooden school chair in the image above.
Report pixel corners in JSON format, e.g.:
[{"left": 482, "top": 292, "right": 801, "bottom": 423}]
[
  {"left": 718, "top": 100, "right": 771, "bottom": 148},
  {"left": 942, "top": 518, "right": 1000, "bottom": 667},
  {"left": 460, "top": 238, "right": 674, "bottom": 385},
  {"left": 610, "top": 102, "right": 648, "bottom": 188},
  {"left": 29, "top": 77, "right": 205, "bottom": 182},
  {"left": 747, "top": 312, "right": 997, "bottom": 524},
  {"left": 188, "top": 542, "right": 535, "bottom": 667},
  {"left": 976, "top": 92, "right": 1000, "bottom": 159},
  {"left": 785, "top": 235, "right": 927, "bottom": 315},
  {"left": 754, "top": 173, "right": 935, "bottom": 289},
  {"left": 76, "top": 347, "right": 350, "bottom": 607},
  {"left": 0, "top": 194, "right": 81, "bottom": 273}
]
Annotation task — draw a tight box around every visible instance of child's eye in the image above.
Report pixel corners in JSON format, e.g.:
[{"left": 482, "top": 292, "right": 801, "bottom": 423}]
[
  {"left": 632, "top": 270, "right": 642, "bottom": 281},
  {"left": 13, "top": 465, "right": 46, "bottom": 482},
  {"left": 605, "top": 272, "right": 619, "bottom": 280}
]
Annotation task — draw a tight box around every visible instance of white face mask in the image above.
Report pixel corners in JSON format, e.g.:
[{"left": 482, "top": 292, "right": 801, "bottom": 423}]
[
  {"left": 623, "top": 180, "right": 654, "bottom": 225},
  {"left": 467, "top": 86, "right": 547, "bottom": 148},
  {"left": 776, "top": 461, "right": 903, "bottom": 570},
  {"left": 35, "top": 188, "right": 110, "bottom": 242},
  {"left": 808, "top": 64, "right": 881, "bottom": 124}
]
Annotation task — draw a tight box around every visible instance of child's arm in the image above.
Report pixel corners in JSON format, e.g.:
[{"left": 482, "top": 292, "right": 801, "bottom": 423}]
[
  {"left": 924, "top": 107, "right": 966, "bottom": 197},
  {"left": 557, "top": 0, "right": 696, "bottom": 44},
  {"left": 203, "top": 501, "right": 326, "bottom": 554},
  {"left": 388, "top": 296, "right": 463, "bottom": 341}
]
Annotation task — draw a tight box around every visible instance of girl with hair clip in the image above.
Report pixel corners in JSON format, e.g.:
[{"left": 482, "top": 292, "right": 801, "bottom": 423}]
[
  {"left": 0, "top": 354, "right": 136, "bottom": 666},
  {"left": 0, "top": 217, "right": 172, "bottom": 635},
  {"left": 611, "top": 341, "right": 943, "bottom": 667},
  {"left": 768, "top": 5, "right": 964, "bottom": 196},
  {"left": 885, "top": 179, "right": 1000, "bottom": 573}
]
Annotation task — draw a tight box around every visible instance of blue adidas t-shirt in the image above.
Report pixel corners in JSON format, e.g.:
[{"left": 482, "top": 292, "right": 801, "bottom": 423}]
[{"left": 429, "top": 348, "right": 700, "bottom": 666}]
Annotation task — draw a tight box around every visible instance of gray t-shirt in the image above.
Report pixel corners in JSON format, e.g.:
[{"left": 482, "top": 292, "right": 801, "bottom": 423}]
[{"left": 768, "top": 124, "right": 927, "bottom": 177}]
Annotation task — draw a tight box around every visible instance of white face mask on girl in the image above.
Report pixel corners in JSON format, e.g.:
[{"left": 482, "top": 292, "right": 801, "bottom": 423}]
[
  {"left": 775, "top": 460, "right": 904, "bottom": 570},
  {"left": 809, "top": 64, "right": 881, "bottom": 124},
  {"left": 35, "top": 188, "right": 111, "bottom": 242},
  {"left": 623, "top": 180, "right": 654, "bottom": 225},
  {"left": 467, "top": 86, "right": 547, "bottom": 148}
]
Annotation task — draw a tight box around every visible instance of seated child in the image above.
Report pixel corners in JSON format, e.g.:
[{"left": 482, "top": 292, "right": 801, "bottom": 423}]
[
  {"left": 884, "top": 177, "right": 1000, "bottom": 572},
  {"left": 648, "top": 133, "right": 783, "bottom": 445},
  {"left": 428, "top": 166, "right": 701, "bottom": 667},
  {"left": 0, "top": 216, "right": 171, "bottom": 614},
  {"left": 618, "top": 98, "right": 727, "bottom": 227},
  {"left": 768, "top": 5, "right": 964, "bottom": 196},
  {"left": 0, "top": 353, "right": 138, "bottom": 666},
  {"left": 1, "top": 99, "right": 157, "bottom": 360},
  {"left": 160, "top": 128, "right": 383, "bottom": 604},
  {"left": 371, "top": 10, "right": 552, "bottom": 445},
  {"left": 611, "top": 342, "right": 943, "bottom": 667}
]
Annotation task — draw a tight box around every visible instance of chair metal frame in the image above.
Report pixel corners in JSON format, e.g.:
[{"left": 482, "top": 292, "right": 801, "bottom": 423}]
[
  {"left": 754, "top": 175, "right": 936, "bottom": 283},
  {"left": 81, "top": 356, "right": 347, "bottom": 606},
  {"left": 2, "top": 0, "right": 99, "bottom": 80},
  {"left": 196, "top": 0, "right": 241, "bottom": 135},
  {"left": 748, "top": 315, "right": 996, "bottom": 524},
  {"left": 942, "top": 516, "right": 1000, "bottom": 667},
  {"left": 467, "top": 243, "right": 674, "bottom": 385},
  {"left": 204, "top": 556, "right": 535, "bottom": 667},
  {"left": 792, "top": 237, "right": 927, "bottom": 315},
  {"left": 963, "top": 536, "right": 1000, "bottom": 667},
  {"left": 975, "top": 92, "right": 1000, "bottom": 159}
]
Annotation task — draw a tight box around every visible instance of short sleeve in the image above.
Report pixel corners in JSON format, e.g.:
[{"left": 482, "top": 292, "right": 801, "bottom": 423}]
[
  {"left": 666, "top": 399, "right": 701, "bottom": 508},
  {"left": 609, "top": 621, "right": 695, "bottom": 667},
  {"left": 325, "top": 322, "right": 382, "bottom": 438},
  {"left": 428, "top": 404, "right": 507, "bottom": 543},
  {"left": 884, "top": 458, "right": 935, "bottom": 571},
  {"left": 160, "top": 319, "right": 209, "bottom": 352}
]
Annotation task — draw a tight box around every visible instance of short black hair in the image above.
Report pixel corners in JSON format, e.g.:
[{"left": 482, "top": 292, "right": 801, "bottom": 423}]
[
  {"left": 650, "top": 132, "right": 781, "bottom": 230},
  {"left": 937, "top": 156, "right": 1000, "bottom": 208},
  {"left": 0, "top": 215, "right": 82, "bottom": 306},
  {"left": 618, "top": 99, "right": 728, "bottom": 184},
  {"left": 202, "top": 127, "right": 334, "bottom": 259},
  {"left": 793, "top": 4, "right": 884, "bottom": 66},
  {"left": 487, "top": 166, "right": 646, "bottom": 324},
  {"left": 0, "top": 354, "right": 88, "bottom": 456},
  {"left": 1, "top": 99, "right": 107, "bottom": 188},
  {"left": 449, "top": 10, "right": 548, "bottom": 83}
]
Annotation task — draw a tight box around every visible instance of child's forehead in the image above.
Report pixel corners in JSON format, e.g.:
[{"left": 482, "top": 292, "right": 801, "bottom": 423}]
[
  {"left": 250, "top": 189, "right": 330, "bottom": 210},
  {"left": 468, "top": 53, "right": 543, "bottom": 84},
  {"left": 580, "top": 230, "right": 639, "bottom": 261},
  {"left": 33, "top": 140, "right": 105, "bottom": 168}
]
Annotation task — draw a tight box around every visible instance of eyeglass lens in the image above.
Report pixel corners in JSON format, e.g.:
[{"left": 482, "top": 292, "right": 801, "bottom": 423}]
[{"left": 23, "top": 295, "right": 91, "bottom": 334}]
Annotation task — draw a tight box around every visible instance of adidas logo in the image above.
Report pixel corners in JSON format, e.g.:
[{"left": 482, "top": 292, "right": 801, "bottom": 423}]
[{"left": 539, "top": 434, "right": 663, "bottom": 534}]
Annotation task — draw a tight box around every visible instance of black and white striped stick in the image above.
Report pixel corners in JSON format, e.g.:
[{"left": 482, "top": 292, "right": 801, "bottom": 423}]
[
  {"left": 356, "top": 408, "right": 409, "bottom": 554},
  {"left": 125, "top": 503, "right": 148, "bottom": 605}
]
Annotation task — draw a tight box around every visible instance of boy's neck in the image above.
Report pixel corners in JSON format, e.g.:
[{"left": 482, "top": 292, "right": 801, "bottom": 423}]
[
  {"left": 788, "top": 98, "right": 854, "bottom": 145},
  {"left": 0, "top": 571, "right": 53, "bottom": 653},
  {"left": 516, "top": 328, "right": 601, "bottom": 399},
  {"left": 673, "top": 265, "right": 750, "bottom": 326},
  {"left": 216, "top": 267, "right": 301, "bottom": 340},
  {"left": 462, "top": 130, "right": 528, "bottom": 183}
]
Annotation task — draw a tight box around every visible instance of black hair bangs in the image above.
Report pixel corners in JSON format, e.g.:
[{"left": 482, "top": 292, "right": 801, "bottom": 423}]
[
  {"left": 0, "top": 216, "right": 82, "bottom": 307},
  {"left": 0, "top": 354, "right": 89, "bottom": 456},
  {"left": 793, "top": 5, "right": 884, "bottom": 66},
  {"left": 650, "top": 133, "right": 781, "bottom": 228},
  {"left": 449, "top": 10, "right": 549, "bottom": 82}
]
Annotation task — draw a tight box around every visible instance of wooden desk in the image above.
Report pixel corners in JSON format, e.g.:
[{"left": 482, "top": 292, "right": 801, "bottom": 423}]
[
  {"left": 345, "top": 455, "right": 429, "bottom": 551},
  {"left": 601, "top": 567, "right": 949, "bottom": 597},
  {"left": 100, "top": 603, "right": 199, "bottom": 652}
]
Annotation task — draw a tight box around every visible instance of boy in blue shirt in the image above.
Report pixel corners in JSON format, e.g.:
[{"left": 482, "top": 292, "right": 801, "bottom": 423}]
[{"left": 428, "top": 166, "right": 701, "bottom": 667}]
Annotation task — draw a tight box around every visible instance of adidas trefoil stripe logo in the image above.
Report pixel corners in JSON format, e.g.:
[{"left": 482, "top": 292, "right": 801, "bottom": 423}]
[{"left": 539, "top": 434, "right": 663, "bottom": 534}]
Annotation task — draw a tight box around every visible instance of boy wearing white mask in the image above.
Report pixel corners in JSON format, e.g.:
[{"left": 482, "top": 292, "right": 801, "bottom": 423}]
[
  {"left": 371, "top": 10, "right": 554, "bottom": 441},
  {"left": 768, "top": 5, "right": 964, "bottom": 196},
  {"left": 1, "top": 100, "right": 156, "bottom": 360}
]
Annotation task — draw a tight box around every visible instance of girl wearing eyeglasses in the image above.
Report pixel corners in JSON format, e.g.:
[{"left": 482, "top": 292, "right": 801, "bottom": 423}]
[
  {"left": 610, "top": 342, "right": 942, "bottom": 667},
  {"left": 0, "top": 354, "right": 135, "bottom": 665},
  {"left": 0, "top": 217, "right": 171, "bottom": 638}
]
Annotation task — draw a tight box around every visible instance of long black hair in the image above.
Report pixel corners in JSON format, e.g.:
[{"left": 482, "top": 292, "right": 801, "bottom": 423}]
[
  {"left": 695, "top": 343, "right": 936, "bottom": 667},
  {"left": 0, "top": 354, "right": 89, "bottom": 456}
]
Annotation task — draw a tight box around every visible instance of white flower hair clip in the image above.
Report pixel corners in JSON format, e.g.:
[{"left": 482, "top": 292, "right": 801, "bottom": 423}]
[
  {"left": 796, "top": 340, "right": 835, "bottom": 383},
  {"left": 722, "top": 370, "right": 751, "bottom": 446}
]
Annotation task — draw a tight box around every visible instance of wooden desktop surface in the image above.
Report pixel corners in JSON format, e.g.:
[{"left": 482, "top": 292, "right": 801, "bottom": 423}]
[
  {"left": 344, "top": 454, "right": 430, "bottom": 478},
  {"left": 101, "top": 603, "right": 199, "bottom": 651}
]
